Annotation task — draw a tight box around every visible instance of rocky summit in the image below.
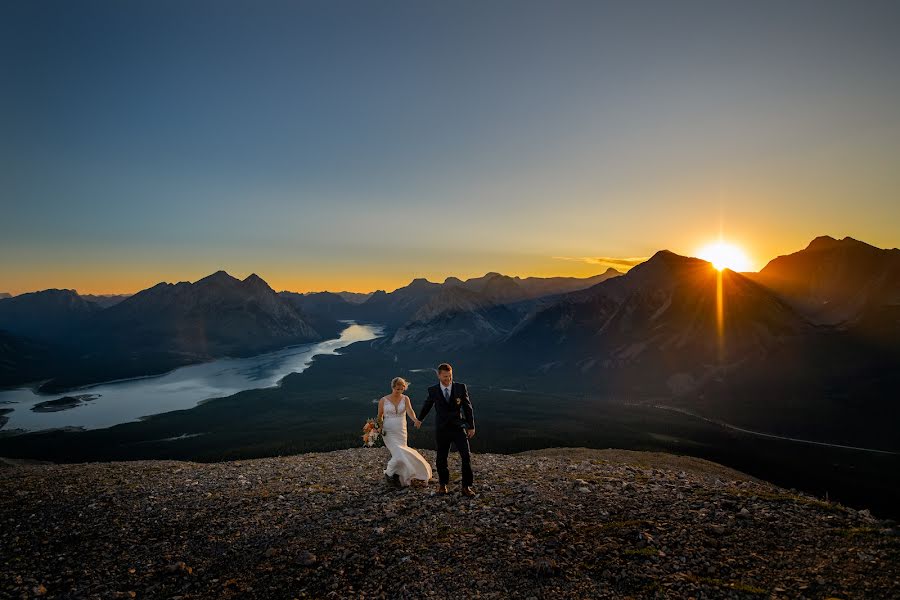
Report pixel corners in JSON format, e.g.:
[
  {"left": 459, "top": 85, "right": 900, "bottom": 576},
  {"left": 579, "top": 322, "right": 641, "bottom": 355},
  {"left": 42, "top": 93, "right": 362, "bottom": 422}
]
[{"left": 1, "top": 448, "right": 897, "bottom": 599}]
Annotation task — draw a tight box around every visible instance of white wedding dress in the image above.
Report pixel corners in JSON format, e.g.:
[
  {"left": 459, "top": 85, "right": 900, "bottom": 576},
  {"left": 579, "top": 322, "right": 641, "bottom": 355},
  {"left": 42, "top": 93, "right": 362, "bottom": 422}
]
[{"left": 381, "top": 394, "right": 432, "bottom": 486}]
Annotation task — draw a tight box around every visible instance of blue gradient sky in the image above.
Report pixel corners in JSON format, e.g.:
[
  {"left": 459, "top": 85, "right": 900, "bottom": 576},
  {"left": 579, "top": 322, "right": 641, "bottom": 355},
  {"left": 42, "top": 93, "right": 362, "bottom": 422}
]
[{"left": 2, "top": 0, "right": 899, "bottom": 294}]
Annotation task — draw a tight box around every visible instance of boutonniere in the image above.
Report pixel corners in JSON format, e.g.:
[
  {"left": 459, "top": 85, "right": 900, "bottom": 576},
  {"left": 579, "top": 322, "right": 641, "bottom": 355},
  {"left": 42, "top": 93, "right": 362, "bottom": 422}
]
[{"left": 454, "top": 397, "right": 461, "bottom": 406}]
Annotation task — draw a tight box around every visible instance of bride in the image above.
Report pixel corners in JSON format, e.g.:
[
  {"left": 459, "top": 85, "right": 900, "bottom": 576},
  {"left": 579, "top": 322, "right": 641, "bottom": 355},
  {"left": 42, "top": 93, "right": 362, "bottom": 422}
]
[{"left": 378, "top": 377, "right": 432, "bottom": 487}]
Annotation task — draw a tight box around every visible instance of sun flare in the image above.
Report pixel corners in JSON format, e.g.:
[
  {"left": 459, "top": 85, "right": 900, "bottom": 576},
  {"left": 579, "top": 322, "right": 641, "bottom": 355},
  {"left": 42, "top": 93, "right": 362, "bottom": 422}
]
[{"left": 696, "top": 241, "right": 752, "bottom": 272}]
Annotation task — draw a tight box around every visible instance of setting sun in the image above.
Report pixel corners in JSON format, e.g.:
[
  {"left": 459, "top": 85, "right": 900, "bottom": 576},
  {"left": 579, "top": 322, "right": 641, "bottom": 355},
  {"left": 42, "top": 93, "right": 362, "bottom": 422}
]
[{"left": 696, "top": 241, "right": 752, "bottom": 272}]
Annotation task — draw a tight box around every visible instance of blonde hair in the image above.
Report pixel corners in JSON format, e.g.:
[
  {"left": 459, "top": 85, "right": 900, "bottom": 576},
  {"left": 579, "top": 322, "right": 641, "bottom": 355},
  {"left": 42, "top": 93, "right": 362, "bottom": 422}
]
[{"left": 391, "top": 377, "right": 409, "bottom": 390}]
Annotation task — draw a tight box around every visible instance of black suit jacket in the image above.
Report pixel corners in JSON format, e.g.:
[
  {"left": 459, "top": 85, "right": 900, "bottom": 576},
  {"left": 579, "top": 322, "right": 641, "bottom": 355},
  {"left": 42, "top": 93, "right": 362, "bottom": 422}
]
[{"left": 418, "top": 381, "right": 475, "bottom": 432}]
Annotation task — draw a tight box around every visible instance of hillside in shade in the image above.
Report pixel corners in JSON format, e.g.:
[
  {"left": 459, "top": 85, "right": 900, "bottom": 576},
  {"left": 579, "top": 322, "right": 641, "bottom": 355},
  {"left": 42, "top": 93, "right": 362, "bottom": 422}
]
[
  {"left": 80, "top": 293, "right": 132, "bottom": 308},
  {"left": 0, "top": 331, "right": 57, "bottom": 391},
  {"left": 355, "top": 269, "right": 623, "bottom": 330},
  {"left": 399, "top": 240, "right": 898, "bottom": 452},
  {"left": 0, "top": 272, "right": 328, "bottom": 392},
  {"left": 502, "top": 250, "right": 808, "bottom": 363},
  {"left": 0, "top": 288, "right": 101, "bottom": 341},
  {"left": 751, "top": 236, "right": 899, "bottom": 321},
  {"left": 1, "top": 448, "right": 897, "bottom": 599},
  {"left": 93, "top": 270, "right": 322, "bottom": 356}
]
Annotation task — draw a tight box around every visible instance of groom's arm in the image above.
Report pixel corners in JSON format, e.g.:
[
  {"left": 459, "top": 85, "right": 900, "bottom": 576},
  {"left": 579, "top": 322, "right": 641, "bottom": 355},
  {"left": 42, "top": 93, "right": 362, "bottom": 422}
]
[
  {"left": 418, "top": 389, "right": 434, "bottom": 422},
  {"left": 461, "top": 383, "right": 475, "bottom": 430}
]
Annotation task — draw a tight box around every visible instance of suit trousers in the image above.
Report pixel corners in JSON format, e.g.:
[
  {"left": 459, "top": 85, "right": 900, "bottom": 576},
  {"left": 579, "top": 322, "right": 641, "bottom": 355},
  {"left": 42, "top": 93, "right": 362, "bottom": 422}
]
[{"left": 435, "top": 427, "right": 473, "bottom": 486}]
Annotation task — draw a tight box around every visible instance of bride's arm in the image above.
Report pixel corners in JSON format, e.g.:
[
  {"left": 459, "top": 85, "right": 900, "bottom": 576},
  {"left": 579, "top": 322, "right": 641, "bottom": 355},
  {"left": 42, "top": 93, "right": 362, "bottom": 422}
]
[
  {"left": 405, "top": 395, "right": 420, "bottom": 426},
  {"left": 377, "top": 397, "right": 384, "bottom": 423}
]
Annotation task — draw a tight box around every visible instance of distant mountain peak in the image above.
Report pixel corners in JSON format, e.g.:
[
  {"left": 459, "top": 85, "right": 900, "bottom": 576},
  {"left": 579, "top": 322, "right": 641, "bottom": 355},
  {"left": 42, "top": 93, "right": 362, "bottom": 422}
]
[
  {"left": 28, "top": 288, "right": 82, "bottom": 299},
  {"left": 407, "top": 277, "right": 435, "bottom": 288},
  {"left": 0, "top": 287, "right": 101, "bottom": 340},
  {"left": 804, "top": 235, "right": 876, "bottom": 252},
  {"left": 242, "top": 273, "right": 273, "bottom": 292},
  {"left": 644, "top": 249, "right": 696, "bottom": 265},
  {"left": 243, "top": 273, "right": 267, "bottom": 284},
  {"left": 444, "top": 276, "right": 464, "bottom": 285},
  {"left": 608, "top": 250, "right": 709, "bottom": 290},
  {"left": 838, "top": 236, "right": 878, "bottom": 250},
  {"left": 805, "top": 235, "right": 840, "bottom": 251},
  {"left": 196, "top": 270, "right": 237, "bottom": 285},
  {"left": 649, "top": 249, "right": 675, "bottom": 258}
]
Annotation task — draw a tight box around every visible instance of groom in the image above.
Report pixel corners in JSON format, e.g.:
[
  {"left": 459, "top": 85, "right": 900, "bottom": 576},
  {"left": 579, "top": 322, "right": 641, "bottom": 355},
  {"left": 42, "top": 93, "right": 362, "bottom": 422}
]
[{"left": 415, "top": 363, "right": 476, "bottom": 496}]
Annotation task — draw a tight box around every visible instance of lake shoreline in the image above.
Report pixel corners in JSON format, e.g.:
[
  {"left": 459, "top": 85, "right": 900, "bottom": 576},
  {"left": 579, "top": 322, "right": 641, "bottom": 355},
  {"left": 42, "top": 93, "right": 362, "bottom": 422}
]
[{"left": 0, "top": 321, "right": 384, "bottom": 433}]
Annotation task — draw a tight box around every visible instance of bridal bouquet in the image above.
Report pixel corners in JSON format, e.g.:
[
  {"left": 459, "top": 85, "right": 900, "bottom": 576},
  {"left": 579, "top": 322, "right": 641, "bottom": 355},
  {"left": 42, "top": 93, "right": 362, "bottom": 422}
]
[{"left": 361, "top": 416, "right": 384, "bottom": 448}]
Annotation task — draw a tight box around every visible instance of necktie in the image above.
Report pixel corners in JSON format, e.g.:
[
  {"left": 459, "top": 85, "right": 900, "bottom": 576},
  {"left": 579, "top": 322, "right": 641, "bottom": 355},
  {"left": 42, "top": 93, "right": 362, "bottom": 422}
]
[{"left": 444, "top": 387, "right": 450, "bottom": 401}]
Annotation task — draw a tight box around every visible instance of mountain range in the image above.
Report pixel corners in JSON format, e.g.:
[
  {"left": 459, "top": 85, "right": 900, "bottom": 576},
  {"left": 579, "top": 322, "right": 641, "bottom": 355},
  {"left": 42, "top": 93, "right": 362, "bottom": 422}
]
[
  {"left": 279, "top": 235, "right": 893, "bottom": 451},
  {"left": 0, "top": 267, "right": 622, "bottom": 391},
  {"left": 499, "top": 250, "right": 809, "bottom": 371},
  {"left": 90, "top": 271, "right": 322, "bottom": 354},
  {"left": 0, "top": 271, "right": 325, "bottom": 390},
  {"left": 370, "top": 237, "right": 897, "bottom": 370},
  {"left": 1, "top": 235, "right": 897, "bottom": 448},
  {"left": 431, "top": 237, "right": 897, "bottom": 450},
  {"left": 388, "top": 269, "right": 624, "bottom": 349}
]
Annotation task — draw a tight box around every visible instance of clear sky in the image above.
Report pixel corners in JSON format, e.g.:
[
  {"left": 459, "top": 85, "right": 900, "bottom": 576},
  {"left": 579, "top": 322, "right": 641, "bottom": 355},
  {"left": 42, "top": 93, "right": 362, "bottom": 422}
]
[{"left": 2, "top": 0, "right": 899, "bottom": 295}]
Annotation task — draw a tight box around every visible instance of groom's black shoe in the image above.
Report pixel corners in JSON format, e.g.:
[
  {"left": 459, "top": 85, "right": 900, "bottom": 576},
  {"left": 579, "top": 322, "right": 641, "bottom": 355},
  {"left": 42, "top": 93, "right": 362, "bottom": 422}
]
[
  {"left": 437, "top": 483, "right": 449, "bottom": 494},
  {"left": 461, "top": 486, "right": 476, "bottom": 497}
]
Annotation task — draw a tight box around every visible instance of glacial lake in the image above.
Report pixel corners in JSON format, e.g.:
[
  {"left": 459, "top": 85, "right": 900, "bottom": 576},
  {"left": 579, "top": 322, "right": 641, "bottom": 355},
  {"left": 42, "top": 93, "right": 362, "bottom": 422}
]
[{"left": 0, "top": 321, "right": 383, "bottom": 433}]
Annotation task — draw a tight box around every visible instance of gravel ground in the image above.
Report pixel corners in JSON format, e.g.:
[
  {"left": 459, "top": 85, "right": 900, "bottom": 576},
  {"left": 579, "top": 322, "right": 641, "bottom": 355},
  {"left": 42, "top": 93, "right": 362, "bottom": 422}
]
[{"left": 1, "top": 447, "right": 898, "bottom": 599}]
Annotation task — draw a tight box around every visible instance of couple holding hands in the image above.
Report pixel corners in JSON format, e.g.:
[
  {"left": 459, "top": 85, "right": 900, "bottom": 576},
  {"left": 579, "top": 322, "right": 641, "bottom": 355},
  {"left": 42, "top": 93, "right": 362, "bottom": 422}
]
[{"left": 377, "top": 363, "right": 475, "bottom": 496}]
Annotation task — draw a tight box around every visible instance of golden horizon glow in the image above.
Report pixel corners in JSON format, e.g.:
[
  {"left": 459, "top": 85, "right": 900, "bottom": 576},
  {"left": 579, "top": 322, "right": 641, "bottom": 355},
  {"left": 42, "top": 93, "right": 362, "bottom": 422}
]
[
  {"left": 0, "top": 263, "right": 627, "bottom": 297},
  {"left": 695, "top": 241, "right": 752, "bottom": 272},
  {"left": 5, "top": 234, "right": 893, "bottom": 296}
]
